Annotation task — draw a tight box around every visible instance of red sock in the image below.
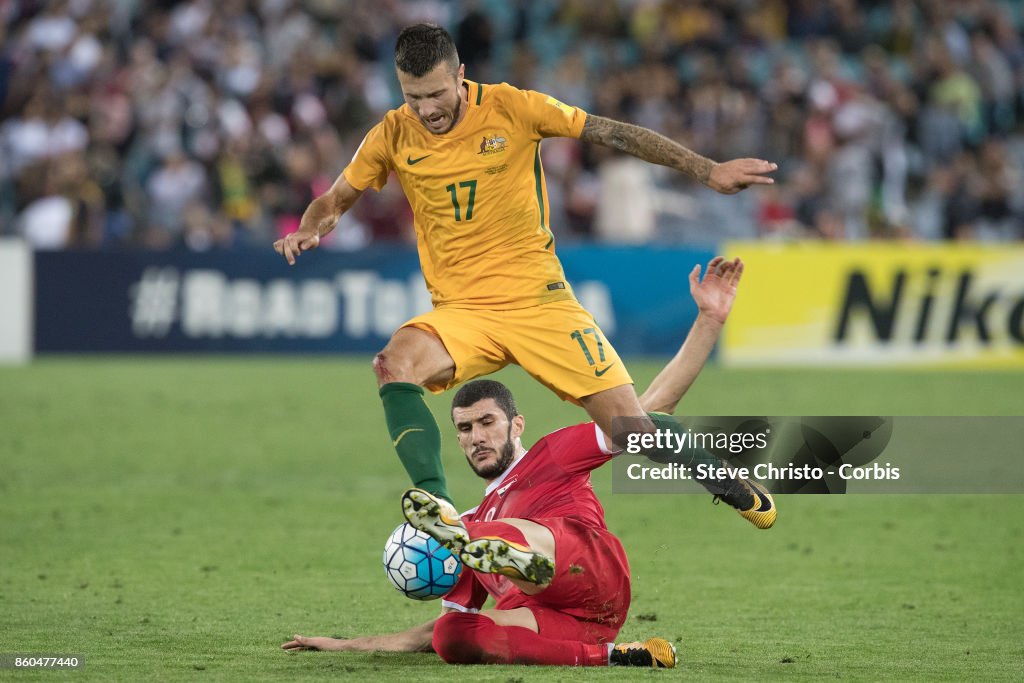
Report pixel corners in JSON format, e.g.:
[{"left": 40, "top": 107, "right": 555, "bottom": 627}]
[
  {"left": 465, "top": 520, "right": 529, "bottom": 547},
  {"left": 433, "top": 612, "right": 607, "bottom": 666}
]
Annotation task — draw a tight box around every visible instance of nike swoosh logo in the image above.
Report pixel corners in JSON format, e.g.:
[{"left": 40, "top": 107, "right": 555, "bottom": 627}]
[
  {"left": 392, "top": 427, "right": 424, "bottom": 447},
  {"left": 407, "top": 154, "right": 432, "bottom": 165},
  {"left": 746, "top": 480, "right": 774, "bottom": 511},
  {"left": 753, "top": 487, "right": 774, "bottom": 511},
  {"left": 594, "top": 363, "right": 616, "bottom": 377}
]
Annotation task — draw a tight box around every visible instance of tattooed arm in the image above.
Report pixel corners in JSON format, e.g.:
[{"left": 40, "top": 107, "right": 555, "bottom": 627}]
[{"left": 579, "top": 114, "right": 777, "bottom": 194}]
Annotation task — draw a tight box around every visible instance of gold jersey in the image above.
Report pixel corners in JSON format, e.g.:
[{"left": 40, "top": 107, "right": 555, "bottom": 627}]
[{"left": 343, "top": 80, "right": 587, "bottom": 309}]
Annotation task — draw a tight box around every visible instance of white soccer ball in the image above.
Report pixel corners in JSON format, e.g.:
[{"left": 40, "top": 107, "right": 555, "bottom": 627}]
[{"left": 383, "top": 523, "right": 462, "bottom": 600}]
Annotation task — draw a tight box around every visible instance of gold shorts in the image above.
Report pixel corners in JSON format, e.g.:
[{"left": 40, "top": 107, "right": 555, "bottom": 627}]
[{"left": 402, "top": 299, "right": 633, "bottom": 403}]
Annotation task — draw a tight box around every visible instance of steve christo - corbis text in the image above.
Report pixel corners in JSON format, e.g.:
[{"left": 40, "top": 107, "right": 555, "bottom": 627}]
[
  {"left": 622, "top": 427, "right": 900, "bottom": 483},
  {"left": 624, "top": 461, "right": 901, "bottom": 482}
]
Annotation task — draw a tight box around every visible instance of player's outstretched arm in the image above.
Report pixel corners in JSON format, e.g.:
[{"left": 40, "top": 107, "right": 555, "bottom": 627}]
[
  {"left": 282, "top": 618, "right": 437, "bottom": 653},
  {"left": 638, "top": 256, "right": 743, "bottom": 414},
  {"left": 579, "top": 115, "right": 776, "bottom": 194},
  {"left": 273, "top": 174, "right": 364, "bottom": 265}
]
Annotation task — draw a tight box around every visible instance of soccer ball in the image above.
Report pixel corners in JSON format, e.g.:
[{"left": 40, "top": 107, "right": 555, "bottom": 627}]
[{"left": 383, "top": 523, "right": 462, "bottom": 600}]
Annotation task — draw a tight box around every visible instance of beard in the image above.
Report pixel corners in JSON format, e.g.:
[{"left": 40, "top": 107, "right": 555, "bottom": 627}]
[
  {"left": 446, "top": 94, "right": 462, "bottom": 132},
  {"left": 468, "top": 429, "right": 516, "bottom": 479},
  {"left": 421, "top": 92, "right": 462, "bottom": 134}
]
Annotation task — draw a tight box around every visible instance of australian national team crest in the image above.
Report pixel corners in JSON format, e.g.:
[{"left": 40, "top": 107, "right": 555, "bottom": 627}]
[{"left": 477, "top": 133, "right": 508, "bottom": 156}]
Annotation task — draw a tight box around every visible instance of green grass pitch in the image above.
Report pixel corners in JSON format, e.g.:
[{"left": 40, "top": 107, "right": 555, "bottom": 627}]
[{"left": 1, "top": 358, "right": 1022, "bottom": 681}]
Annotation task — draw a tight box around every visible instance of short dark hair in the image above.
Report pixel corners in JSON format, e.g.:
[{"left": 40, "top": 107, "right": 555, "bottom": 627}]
[
  {"left": 394, "top": 24, "right": 459, "bottom": 77},
  {"left": 451, "top": 380, "right": 518, "bottom": 421}
]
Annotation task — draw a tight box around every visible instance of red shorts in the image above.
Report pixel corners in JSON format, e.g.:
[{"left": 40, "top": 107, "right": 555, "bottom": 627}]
[{"left": 495, "top": 517, "right": 631, "bottom": 644}]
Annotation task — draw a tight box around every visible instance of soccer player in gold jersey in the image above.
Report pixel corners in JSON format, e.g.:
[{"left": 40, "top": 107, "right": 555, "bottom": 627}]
[{"left": 274, "top": 24, "right": 777, "bottom": 523}]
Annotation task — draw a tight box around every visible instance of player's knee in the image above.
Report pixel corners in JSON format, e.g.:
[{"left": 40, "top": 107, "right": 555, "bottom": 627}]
[
  {"left": 371, "top": 352, "right": 390, "bottom": 384},
  {"left": 433, "top": 612, "right": 488, "bottom": 664},
  {"left": 372, "top": 350, "right": 417, "bottom": 386}
]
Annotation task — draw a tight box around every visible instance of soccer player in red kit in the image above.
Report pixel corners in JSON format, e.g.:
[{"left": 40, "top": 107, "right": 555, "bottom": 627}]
[
  {"left": 283, "top": 257, "right": 765, "bottom": 667},
  {"left": 405, "top": 395, "right": 660, "bottom": 667}
]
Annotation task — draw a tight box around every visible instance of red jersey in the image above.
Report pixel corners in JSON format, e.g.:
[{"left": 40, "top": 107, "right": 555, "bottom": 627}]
[
  {"left": 462, "top": 422, "right": 616, "bottom": 528},
  {"left": 442, "top": 422, "right": 623, "bottom": 614}
]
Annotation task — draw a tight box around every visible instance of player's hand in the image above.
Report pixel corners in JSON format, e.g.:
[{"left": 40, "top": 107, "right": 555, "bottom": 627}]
[
  {"left": 273, "top": 231, "right": 320, "bottom": 266},
  {"left": 706, "top": 159, "right": 777, "bottom": 194},
  {"left": 689, "top": 256, "right": 743, "bottom": 325},
  {"left": 282, "top": 634, "right": 350, "bottom": 651}
]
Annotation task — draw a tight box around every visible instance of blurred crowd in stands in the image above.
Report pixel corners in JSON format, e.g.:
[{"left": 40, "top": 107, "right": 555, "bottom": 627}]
[{"left": 2, "top": 0, "right": 1024, "bottom": 250}]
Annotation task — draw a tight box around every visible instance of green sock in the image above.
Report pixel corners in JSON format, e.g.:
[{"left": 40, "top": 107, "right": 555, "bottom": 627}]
[
  {"left": 379, "top": 382, "right": 453, "bottom": 505},
  {"left": 645, "top": 412, "right": 724, "bottom": 469},
  {"left": 645, "top": 412, "right": 739, "bottom": 497}
]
